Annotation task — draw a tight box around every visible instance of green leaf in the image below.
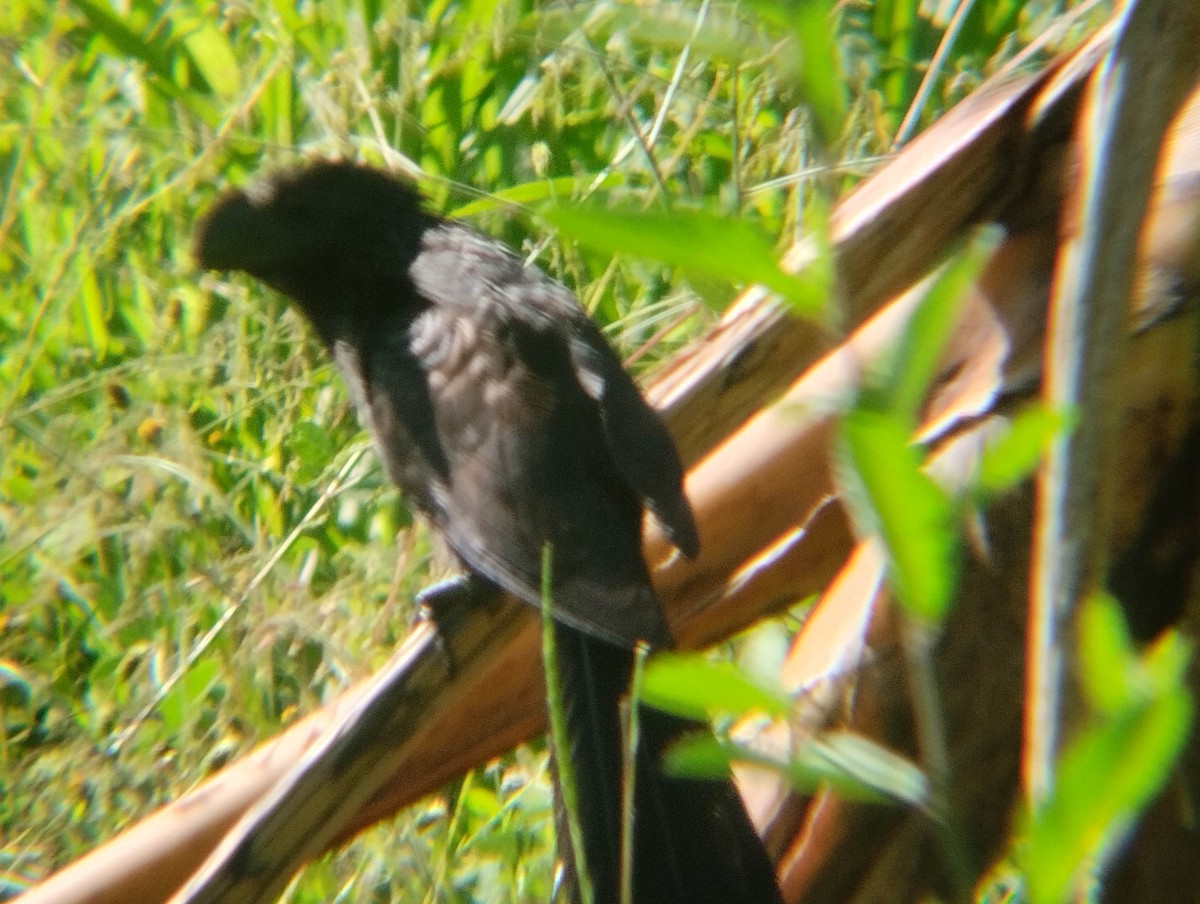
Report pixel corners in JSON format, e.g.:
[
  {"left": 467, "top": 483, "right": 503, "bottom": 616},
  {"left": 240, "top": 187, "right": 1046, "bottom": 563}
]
[
  {"left": 641, "top": 653, "right": 791, "bottom": 721},
  {"left": 261, "top": 67, "right": 295, "bottom": 149},
  {"left": 76, "top": 262, "right": 108, "bottom": 359},
  {"left": 977, "top": 404, "right": 1075, "bottom": 495},
  {"left": 178, "top": 19, "right": 242, "bottom": 101},
  {"left": 795, "top": 732, "right": 929, "bottom": 806},
  {"left": 70, "top": 0, "right": 218, "bottom": 120},
  {"left": 286, "top": 421, "right": 334, "bottom": 482},
  {"left": 1023, "top": 692, "right": 1191, "bottom": 904},
  {"left": 790, "top": 0, "right": 847, "bottom": 146},
  {"left": 71, "top": 0, "right": 174, "bottom": 86},
  {"left": 838, "top": 409, "right": 956, "bottom": 623},
  {"left": 663, "top": 730, "right": 928, "bottom": 808},
  {"left": 875, "top": 238, "right": 992, "bottom": 423},
  {"left": 159, "top": 657, "right": 220, "bottom": 735},
  {"left": 661, "top": 732, "right": 737, "bottom": 779},
  {"left": 449, "top": 174, "right": 624, "bottom": 220},
  {"left": 543, "top": 204, "right": 825, "bottom": 316},
  {"left": 1077, "top": 592, "right": 1137, "bottom": 715},
  {"left": 1142, "top": 626, "right": 1193, "bottom": 692},
  {"left": 1019, "top": 595, "right": 1193, "bottom": 904},
  {"left": 462, "top": 785, "right": 502, "bottom": 821}
]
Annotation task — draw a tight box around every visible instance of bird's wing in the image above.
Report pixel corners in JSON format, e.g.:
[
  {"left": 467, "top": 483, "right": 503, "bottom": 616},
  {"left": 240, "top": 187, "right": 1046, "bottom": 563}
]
[
  {"left": 566, "top": 321, "right": 699, "bottom": 559},
  {"left": 407, "top": 224, "right": 696, "bottom": 558}
]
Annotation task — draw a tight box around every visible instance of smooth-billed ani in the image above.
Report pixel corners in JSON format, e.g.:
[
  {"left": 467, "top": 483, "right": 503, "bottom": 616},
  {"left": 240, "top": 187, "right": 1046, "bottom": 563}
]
[{"left": 193, "top": 160, "right": 781, "bottom": 904}]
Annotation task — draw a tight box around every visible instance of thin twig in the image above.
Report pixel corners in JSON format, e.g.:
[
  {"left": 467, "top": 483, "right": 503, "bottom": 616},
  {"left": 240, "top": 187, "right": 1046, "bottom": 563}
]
[{"left": 892, "top": 0, "right": 980, "bottom": 150}]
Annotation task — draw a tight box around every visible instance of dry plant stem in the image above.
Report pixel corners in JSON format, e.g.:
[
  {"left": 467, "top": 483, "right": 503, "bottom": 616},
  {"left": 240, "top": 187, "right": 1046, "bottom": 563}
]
[
  {"left": 891, "top": 0, "right": 980, "bottom": 150},
  {"left": 1025, "top": 0, "right": 1200, "bottom": 806}
]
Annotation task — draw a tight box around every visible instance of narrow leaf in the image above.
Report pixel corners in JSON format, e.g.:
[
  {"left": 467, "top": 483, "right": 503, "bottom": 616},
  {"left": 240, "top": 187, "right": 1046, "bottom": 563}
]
[
  {"left": 641, "top": 653, "right": 790, "bottom": 721},
  {"left": 879, "top": 237, "right": 992, "bottom": 423},
  {"left": 838, "top": 409, "right": 956, "bottom": 623},
  {"left": 450, "top": 174, "right": 624, "bottom": 220},
  {"left": 977, "top": 404, "right": 1074, "bottom": 495},
  {"left": 544, "top": 205, "right": 824, "bottom": 315},
  {"left": 178, "top": 19, "right": 242, "bottom": 100}
]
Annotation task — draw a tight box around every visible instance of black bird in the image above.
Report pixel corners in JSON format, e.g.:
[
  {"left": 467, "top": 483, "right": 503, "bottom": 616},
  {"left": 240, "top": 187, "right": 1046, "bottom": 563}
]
[{"left": 194, "top": 160, "right": 781, "bottom": 904}]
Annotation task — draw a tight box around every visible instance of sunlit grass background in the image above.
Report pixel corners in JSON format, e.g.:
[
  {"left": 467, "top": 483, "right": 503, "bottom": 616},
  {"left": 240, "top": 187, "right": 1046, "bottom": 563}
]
[{"left": 1, "top": 0, "right": 1115, "bottom": 901}]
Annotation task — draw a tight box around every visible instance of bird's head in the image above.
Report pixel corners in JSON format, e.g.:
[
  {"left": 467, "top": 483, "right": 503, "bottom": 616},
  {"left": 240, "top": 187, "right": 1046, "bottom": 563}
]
[{"left": 194, "top": 160, "right": 428, "bottom": 338}]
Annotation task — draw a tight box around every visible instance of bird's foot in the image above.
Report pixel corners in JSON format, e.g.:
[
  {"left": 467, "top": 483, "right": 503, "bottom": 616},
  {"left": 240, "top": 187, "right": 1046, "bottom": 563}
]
[{"left": 416, "top": 574, "right": 507, "bottom": 673}]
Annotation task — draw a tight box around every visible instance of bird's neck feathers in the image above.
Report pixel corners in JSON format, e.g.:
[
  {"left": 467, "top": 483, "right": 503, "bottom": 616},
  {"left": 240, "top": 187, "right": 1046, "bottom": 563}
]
[{"left": 272, "top": 240, "right": 427, "bottom": 348}]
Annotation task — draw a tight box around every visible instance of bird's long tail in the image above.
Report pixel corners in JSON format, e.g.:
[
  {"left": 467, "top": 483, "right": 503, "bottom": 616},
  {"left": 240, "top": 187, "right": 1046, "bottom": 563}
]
[{"left": 549, "top": 623, "right": 782, "bottom": 904}]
